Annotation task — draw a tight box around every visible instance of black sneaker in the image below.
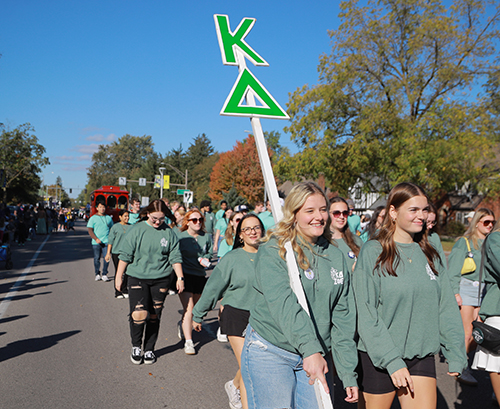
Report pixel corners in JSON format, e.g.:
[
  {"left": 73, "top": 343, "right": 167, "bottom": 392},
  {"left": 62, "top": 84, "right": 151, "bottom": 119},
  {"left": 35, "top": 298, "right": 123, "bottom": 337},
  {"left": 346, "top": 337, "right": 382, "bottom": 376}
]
[
  {"left": 130, "top": 347, "right": 142, "bottom": 364},
  {"left": 144, "top": 351, "right": 156, "bottom": 365}
]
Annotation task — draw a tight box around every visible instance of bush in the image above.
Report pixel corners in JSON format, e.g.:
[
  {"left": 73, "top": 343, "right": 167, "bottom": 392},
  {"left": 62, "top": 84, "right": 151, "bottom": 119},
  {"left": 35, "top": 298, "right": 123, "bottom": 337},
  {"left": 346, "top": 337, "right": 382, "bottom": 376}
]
[{"left": 444, "top": 220, "right": 466, "bottom": 237}]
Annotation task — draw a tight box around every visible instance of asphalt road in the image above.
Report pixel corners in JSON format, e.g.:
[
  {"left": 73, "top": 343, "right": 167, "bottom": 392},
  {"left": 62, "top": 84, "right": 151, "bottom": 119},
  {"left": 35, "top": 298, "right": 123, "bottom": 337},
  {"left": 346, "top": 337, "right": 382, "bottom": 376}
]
[{"left": 0, "top": 220, "right": 495, "bottom": 408}]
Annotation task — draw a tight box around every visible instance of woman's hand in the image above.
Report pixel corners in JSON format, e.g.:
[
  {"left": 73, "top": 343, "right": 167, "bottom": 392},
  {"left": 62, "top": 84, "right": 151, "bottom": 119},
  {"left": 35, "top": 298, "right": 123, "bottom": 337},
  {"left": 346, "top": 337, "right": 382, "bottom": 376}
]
[
  {"left": 448, "top": 372, "right": 459, "bottom": 377},
  {"left": 104, "top": 253, "right": 111, "bottom": 263},
  {"left": 193, "top": 321, "right": 202, "bottom": 332},
  {"left": 455, "top": 293, "right": 462, "bottom": 307},
  {"left": 115, "top": 274, "right": 122, "bottom": 292},
  {"left": 390, "top": 367, "right": 413, "bottom": 392},
  {"left": 176, "top": 279, "right": 185, "bottom": 293},
  {"left": 345, "top": 386, "right": 359, "bottom": 403},
  {"left": 303, "top": 353, "right": 329, "bottom": 394}
]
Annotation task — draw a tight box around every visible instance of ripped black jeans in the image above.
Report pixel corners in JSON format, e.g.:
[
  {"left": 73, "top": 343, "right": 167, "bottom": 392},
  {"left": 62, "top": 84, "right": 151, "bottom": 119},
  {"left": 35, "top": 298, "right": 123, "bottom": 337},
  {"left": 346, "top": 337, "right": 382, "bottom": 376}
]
[{"left": 127, "top": 275, "right": 173, "bottom": 351}]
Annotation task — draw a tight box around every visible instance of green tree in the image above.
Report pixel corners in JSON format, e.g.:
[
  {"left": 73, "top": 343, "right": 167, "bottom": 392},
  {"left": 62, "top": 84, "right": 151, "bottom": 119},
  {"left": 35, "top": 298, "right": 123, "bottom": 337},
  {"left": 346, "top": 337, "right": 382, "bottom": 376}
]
[
  {"left": 0, "top": 123, "right": 49, "bottom": 204},
  {"left": 86, "top": 134, "right": 158, "bottom": 197},
  {"left": 222, "top": 186, "right": 248, "bottom": 209},
  {"left": 282, "top": 0, "right": 500, "bottom": 199}
]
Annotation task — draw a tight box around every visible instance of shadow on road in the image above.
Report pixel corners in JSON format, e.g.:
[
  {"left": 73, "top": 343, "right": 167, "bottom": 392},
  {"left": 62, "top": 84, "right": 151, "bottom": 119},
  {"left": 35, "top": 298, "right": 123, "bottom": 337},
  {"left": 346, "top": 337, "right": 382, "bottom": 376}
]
[
  {"left": 0, "top": 330, "right": 81, "bottom": 363},
  {"left": 0, "top": 314, "right": 29, "bottom": 325}
]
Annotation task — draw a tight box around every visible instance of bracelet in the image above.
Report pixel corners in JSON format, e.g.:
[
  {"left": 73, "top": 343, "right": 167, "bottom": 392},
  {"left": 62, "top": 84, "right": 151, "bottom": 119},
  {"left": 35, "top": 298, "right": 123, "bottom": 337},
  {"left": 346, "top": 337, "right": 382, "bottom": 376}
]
[{"left": 177, "top": 277, "right": 184, "bottom": 281}]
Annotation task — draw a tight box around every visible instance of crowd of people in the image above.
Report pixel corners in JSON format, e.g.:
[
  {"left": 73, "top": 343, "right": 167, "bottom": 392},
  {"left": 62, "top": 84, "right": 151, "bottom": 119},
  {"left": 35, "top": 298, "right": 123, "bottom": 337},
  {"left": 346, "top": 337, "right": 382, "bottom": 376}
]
[
  {"left": 78, "top": 183, "right": 499, "bottom": 409},
  {"left": 0, "top": 203, "right": 79, "bottom": 246}
]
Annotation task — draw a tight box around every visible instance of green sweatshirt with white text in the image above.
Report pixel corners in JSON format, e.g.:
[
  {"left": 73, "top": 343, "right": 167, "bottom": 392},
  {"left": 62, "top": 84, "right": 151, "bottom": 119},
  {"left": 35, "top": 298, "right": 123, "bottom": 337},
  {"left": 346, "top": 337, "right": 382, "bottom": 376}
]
[
  {"left": 249, "top": 236, "right": 358, "bottom": 389},
  {"left": 353, "top": 240, "right": 467, "bottom": 376},
  {"left": 119, "top": 221, "right": 182, "bottom": 280}
]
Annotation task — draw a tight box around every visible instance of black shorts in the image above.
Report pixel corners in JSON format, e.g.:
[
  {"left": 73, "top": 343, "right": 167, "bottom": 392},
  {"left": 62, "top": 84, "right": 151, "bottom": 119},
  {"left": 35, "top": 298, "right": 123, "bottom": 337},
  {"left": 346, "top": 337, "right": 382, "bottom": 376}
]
[
  {"left": 357, "top": 351, "right": 436, "bottom": 394},
  {"left": 219, "top": 304, "right": 250, "bottom": 337},
  {"left": 183, "top": 274, "right": 207, "bottom": 294}
]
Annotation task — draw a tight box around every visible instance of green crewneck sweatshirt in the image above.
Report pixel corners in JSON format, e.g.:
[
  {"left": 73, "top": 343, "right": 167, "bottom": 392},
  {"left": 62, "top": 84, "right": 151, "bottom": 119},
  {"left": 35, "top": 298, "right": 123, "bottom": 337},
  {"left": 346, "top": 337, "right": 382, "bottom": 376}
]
[
  {"left": 108, "top": 222, "right": 132, "bottom": 255},
  {"left": 353, "top": 240, "right": 467, "bottom": 376},
  {"left": 249, "top": 236, "right": 358, "bottom": 389},
  {"left": 448, "top": 237, "right": 484, "bottom": 294},
  {"left": 193, "top": 247, "right": 256, "bottom": 322},
  {"left": 119, "top": 221, "right": 182, "bottom": 279},
  {"left": 177, "top": 230, "right": 212, "bottom": 276},
  {"left": 333, "top": 236, "right": 362, "bottom": 272},
  {"left": 479, "top": 232, "right": 500, "bottom": 320}
]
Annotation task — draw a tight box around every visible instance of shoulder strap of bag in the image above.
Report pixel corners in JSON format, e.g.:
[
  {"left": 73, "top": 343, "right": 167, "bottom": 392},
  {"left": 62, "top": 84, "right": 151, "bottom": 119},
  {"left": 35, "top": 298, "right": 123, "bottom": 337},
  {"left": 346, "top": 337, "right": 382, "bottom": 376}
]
[
  {"left": 464, "top": 237, "right": 472, "bottom": 253},
  {"left": 477, "top": 235, "right": 488, "bottom": 306}
]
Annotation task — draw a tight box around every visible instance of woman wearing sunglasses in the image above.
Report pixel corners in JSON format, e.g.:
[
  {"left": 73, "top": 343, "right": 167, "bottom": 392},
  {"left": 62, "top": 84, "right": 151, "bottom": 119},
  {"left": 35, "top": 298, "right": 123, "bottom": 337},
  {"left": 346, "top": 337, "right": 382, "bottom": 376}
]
[
  {"left": 192, "top": 214, "right": 265, "bottom": 409},
  {"left": 448, "top": 207, "right": 496, "bottom": 385},
  {"left": 217, "top": 211, "right": 244, "bottom": 260},
  {"left": 176, "top": 209, "right": 213, "bottom": 355},
  {"left": 115, "top": 199, "right": 184, "bottom": 365},
  {"left": 329, "top": 197, "right": 362, "bottom": 272}
]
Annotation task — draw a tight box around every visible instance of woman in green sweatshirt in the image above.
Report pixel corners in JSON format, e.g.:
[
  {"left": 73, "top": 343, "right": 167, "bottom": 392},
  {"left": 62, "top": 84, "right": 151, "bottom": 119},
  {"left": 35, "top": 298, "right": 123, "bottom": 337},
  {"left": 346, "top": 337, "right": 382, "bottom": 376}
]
[
  {"left": 472, "top": 223, "right": 500, "bottom": 401},
  {"left": 241, "top": 182, "right": 359, "bottom": 408},
  {"left": 176, "top": 208, "right": 212, "bottom": 355},
  {"left": 192, "top": 213, "right": 265, "bottom": 409},
  {"left": 115, "top": 200, "right": 184, "bottom": 366},
  {"left": 447, "top": 207, "right": 495, "bottom": 385},
  {"left": 353, "top": 182, "right": 467, "bottom": 409},
  {"left": 329, "top": 196, "right": 362, "bottom": 272}
]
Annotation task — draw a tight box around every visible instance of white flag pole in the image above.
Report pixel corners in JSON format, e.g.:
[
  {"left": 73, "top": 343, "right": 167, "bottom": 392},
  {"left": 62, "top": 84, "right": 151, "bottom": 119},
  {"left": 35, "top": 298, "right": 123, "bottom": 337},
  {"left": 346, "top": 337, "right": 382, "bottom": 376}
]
[{"left": 236, "top": 50, "right": 334, "bottom": 409}]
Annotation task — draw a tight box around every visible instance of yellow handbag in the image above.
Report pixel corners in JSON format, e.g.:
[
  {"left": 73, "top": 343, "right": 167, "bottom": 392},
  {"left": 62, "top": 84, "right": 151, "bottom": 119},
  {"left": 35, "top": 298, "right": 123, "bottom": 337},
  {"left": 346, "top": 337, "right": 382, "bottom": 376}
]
[{"left": 460, "top": 237, "right": 477, "bottom": 275}]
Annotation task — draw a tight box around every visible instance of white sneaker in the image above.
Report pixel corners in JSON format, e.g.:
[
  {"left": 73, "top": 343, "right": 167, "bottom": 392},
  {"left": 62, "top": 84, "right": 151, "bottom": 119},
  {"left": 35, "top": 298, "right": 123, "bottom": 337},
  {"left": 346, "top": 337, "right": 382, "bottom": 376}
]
[
  {"left": 456, "top": 367, "right": 478, "bottom": 386},
  {"left": 184, "top": 340, "right": 195, "bottom": 355},
  {"left": 224, "top": 380, "right": 242, "bottom": 409},
  {"left": 95, "top": 275, "right": 101, "bottom": 281},
  {"left": 101, "top": 275, "right": 110, "bottom": 282},
  {"left": 217, "top": 327, "right": 228, "bottom": 343},
  {"left": 123, "top": 293, "right": 129, "bottom": 299}
]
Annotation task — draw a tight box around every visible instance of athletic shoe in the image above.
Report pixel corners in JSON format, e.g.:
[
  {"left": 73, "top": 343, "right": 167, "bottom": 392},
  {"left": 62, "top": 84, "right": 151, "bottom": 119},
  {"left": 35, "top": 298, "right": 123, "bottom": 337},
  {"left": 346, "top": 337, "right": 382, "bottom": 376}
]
[
  {"left": 456, "top": 367, "right": 478, "bottom": 386},
  {"left": 184, "top": 340, "right": 195, "bottom": 355},
  {"left": 95, "top": 275, "right": 101, "bottom": 281},
  {"left": 115, "top": 294, "right": 125, "bottom": 299},
  {"left": 130, "top": 347, "right": 142, "bottom": 364},
  {"left": 123, "top": 293, "right": 129, "bottom": 299},
  {"left": 217, "top": 327, "right": 228, "bottom": 343},
  {"left": 144, "top": 351, "right": 156, "bottom": 365},
  {"left": 101, "top": 275, "right": 110, "bottom": 282},
  {"left": 177, "top": 320, "right": 184, "bottom": 339},
  {"left": 224, "top": 380, "right": 242, "bottom": 409}
]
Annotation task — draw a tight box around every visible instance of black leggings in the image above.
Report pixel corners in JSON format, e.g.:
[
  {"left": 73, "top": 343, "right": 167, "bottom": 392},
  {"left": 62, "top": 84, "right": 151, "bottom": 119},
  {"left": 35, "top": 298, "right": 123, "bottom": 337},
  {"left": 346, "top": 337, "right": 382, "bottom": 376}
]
[{"left": 127, "top": 275, "right": 173, "bottom": 351}]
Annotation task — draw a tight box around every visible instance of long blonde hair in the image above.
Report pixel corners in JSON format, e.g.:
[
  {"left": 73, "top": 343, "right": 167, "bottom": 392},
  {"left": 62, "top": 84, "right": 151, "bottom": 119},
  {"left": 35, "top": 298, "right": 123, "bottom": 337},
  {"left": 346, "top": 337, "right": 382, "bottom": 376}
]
[
  {"left": 464, "top": 208, "right": 495, "bottom": 250},
  {"left": 262, "top": 182, "right": 331, "bottom": 270}
]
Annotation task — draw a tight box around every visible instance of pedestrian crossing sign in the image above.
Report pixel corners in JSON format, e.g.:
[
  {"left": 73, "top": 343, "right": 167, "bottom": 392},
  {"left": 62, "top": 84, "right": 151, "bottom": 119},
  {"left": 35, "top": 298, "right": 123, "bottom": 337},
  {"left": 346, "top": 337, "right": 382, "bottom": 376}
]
[{"left": 220, "top": 68, "right": 289, "bottom": 119}]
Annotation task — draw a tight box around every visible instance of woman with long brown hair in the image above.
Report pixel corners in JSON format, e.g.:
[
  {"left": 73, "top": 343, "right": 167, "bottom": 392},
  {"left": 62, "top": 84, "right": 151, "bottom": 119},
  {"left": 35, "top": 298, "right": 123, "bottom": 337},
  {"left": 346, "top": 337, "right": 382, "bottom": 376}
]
[
  {"left": 353, "top": 182, "right": 466, "bottom": 409},
  {"left": 329, "top": 196, "right": 362, "bottom": 272},
  {"left": 115, "top": 199, "right": 184, "bottom": 365},
  {"left": 217, "top": 211, "right": 244, "bottom": 259},
  {"left": 448, "top": 207, "right": 496, "bottom": 385}
]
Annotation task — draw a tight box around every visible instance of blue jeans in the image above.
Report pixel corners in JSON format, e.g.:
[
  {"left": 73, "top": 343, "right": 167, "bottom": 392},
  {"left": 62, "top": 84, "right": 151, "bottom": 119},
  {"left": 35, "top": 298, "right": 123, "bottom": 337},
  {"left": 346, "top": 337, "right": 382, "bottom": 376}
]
[
  {"left": 92, "top": 244, "right": 109, "bottom": 276},
  {"left": 241, "top": 325, "right": 319, "bottom": 409}
]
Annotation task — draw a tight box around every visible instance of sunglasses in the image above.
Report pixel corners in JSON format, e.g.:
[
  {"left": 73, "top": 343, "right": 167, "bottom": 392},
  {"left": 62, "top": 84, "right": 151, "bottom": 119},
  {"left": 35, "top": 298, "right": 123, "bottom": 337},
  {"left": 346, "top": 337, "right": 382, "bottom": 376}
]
[
  {"left": 330, "top": 210, "right": 349, "bottom": 218},
  {"left": 481, "top": 220, "right": 496, "bottom": 227},
  {"left": 189, "top": 217, "right": 204, "bottom": 224}
]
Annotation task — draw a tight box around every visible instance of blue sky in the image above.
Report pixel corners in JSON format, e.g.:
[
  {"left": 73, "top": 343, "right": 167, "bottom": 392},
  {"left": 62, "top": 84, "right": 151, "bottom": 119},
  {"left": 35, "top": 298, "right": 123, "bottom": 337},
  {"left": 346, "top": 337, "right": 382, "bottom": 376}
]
[{"left": 0, "top": 1, "right": 342, "bottom": 198}]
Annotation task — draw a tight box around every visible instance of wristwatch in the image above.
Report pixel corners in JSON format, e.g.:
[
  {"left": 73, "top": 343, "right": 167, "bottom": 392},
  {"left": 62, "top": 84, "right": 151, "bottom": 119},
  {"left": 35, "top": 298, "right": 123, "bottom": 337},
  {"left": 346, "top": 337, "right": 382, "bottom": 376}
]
[{"left": 177, "top": 277, "right": 184, "bottom": 281}]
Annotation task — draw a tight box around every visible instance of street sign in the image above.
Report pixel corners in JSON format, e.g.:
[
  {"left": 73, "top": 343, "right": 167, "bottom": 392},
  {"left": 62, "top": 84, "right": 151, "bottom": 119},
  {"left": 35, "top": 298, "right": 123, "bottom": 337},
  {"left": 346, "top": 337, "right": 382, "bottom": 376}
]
[
  {"left": 138, "top": 178, "right": 146, "bottom": 186},
  {"left": 163, "top": 175, "right": 170, "bottom": 190},
  {"left": 154, "top": 175, "right": 160, "bottom": 189},
  {"left": 118, "top": 177, "right": 127, "bottom": 186},
  {"left": 183, "top": 190, "right": 193, "bottom": 204},
  {"left": 177, "top": 189, "right": 188, "bottom": 195}
]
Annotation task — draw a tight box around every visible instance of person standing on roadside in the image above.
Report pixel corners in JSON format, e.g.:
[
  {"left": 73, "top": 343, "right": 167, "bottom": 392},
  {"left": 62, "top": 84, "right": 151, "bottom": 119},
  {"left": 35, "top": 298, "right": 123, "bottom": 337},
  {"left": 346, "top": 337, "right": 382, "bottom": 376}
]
[
  {"left": 128, "top": 198, "right": 141, "bottom": 225},
  {"left": 346, "top": 199, "right": 361, "bottom": 236},
  {"left": 216, "top": 200, "right": 228, "bottom": 221},
  {"left": 87, "top": 202, "right": 113, "bottom": 282}
]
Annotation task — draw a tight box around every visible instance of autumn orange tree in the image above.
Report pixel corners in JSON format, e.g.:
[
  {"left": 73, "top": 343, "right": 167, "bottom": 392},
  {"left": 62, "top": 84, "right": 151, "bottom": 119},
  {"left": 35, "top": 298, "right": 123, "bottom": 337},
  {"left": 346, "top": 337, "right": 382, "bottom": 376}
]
[{"left": 209, "top": 135, "right": 271, "bottom": 204}]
